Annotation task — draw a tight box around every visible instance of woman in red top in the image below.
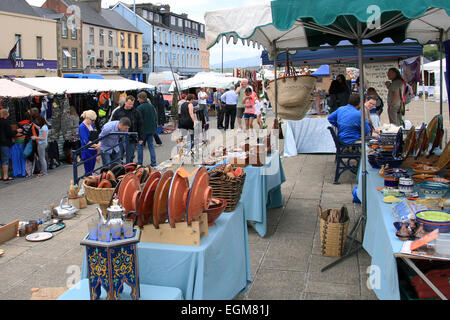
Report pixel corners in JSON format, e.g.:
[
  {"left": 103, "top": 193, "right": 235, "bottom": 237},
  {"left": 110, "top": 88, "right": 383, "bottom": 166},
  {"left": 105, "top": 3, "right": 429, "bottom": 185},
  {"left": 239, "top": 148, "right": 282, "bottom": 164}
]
[{"left": 242, "top": 87, "right": 257, "bottom": 134}]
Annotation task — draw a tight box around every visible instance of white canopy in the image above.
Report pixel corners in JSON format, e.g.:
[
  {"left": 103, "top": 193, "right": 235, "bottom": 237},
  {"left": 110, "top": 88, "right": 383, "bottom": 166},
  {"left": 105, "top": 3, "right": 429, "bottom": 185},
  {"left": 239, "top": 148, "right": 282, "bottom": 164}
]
[
  {"left": 13, "top": 77, "right": 154, "bottom": 95},
  {"left": 0, "top": 79, "right": 45, "bottom": 98},
  {"left": 423, "top": 59, "right": 447, "bottom": 72},
  {"left": 168, "top": 72, "right": 244, "bottom": 92}
]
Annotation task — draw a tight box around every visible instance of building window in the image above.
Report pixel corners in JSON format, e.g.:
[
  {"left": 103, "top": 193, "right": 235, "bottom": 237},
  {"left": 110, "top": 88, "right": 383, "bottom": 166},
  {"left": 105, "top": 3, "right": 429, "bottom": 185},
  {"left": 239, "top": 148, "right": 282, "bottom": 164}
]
[
  {"left": 62, "top": 19, "right": 68, "bottom": 38},
  {"left": 165, "top": 52, "right": 168, "bottom": 66},
  {"left": 200, "top": 25, "right": 204, "bottom": 33},
  {"left": 154, "top": 14, "right": 160, "bottom": 23},
  {"left": 70, "top": 22, "right": 77, "bottom": 39},
  {"left": 159, "top": 50, "right": 162, "bottom": 66},
  {"left": 108, "top": 31, "right": 113, "bottom": 46},
  {"left": 120, "top": 33, "right": 125, "bottom": 47},
  {"left": 62, "top": 48, "right": 70, "bottom": 68},
  {"left": 159, "top": 30, "right": 162, "bottom": 43},
  {"left": 142, "top": 9, "right": 148, "bottom": 19},
  {"left": 128, "top": 34, "right": 132, "bottom": 48},
  {"left": 135, "top": 34, "right": 138, "bottom": 49},
  {"left": 135, "top": 53, "right": 139, "bottom": 69},
  {"left": 71, "top": 48, "right": 77, "bottom": 67},
  {"left": 165, "top": 32, "right": 168, "bottom": 44},
  {"left": 99, "top": 29, "right": 104, "bottom": 46},
  {"left": 171, "top": 16, "right": 176, "bottom": 25},
  {"left": 121, "top": 52, "right": 125, "bottom": 68},
  {"left": 108, "top": 50, "right": 113, "bottom": 67},
  {"left": 36, "top": 36, "right": 42, "bottom": 60},
  {"left": 149, "top": 11, "right": 153, "bottom": 21},
  {"left": 89, "top": 27, "right": 94, "bottom": 44},
  {"left": 128, "top": 52, "right": 132, "bottom": 69},
  {"left": 90, "top": 49, "right": 95, "bottom": 67},
  {"left": 178, "top": 18, "right": 183, "bottom": 27}
]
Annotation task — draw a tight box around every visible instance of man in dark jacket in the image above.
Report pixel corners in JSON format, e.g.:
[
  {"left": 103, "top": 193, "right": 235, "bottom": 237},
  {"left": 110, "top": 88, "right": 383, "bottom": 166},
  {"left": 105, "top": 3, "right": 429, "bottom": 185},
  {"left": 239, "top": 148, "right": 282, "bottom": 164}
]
[
  {"left": 136, "top": 91, "right": 158, "bottom": 167},
  {"left": 110, "top": 95, "right": 143, "bottom": 164},
  {"left": 0, "top": 109, "right": 21, "bottom": 180}
]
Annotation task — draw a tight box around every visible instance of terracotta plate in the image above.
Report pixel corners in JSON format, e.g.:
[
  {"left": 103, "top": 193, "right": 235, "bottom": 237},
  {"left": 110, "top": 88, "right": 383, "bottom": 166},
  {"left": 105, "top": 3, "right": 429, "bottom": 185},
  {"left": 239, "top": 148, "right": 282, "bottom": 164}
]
[
  {"left": 152, "top": 170, "right": 174, "bottom": 229},
  {"left": 167, "top": 169, "right": 190, "bottom": 228},
  {"left": 186, "top": 167, "right": 212, "bottom": 225},
  {"left": 137, "top": 171, "right": 161, "bottom": 227},
  {"left": 118, "top": 173, "right": 141, "bottom": 214}
]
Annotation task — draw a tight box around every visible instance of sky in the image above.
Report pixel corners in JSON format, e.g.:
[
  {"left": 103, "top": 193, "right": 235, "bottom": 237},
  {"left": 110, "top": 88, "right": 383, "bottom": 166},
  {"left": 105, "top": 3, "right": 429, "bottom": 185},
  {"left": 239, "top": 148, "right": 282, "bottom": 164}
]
[{"left": 25, "top": 0, "right": 268, "bottom": 66}]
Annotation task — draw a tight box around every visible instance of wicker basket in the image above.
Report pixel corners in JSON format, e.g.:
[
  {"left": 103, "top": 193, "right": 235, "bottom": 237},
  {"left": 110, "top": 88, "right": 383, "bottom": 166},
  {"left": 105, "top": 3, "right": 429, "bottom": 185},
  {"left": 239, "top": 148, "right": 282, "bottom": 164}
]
[
  {"left": 318, "top": 206, "right": 350, "bottom": 257},
  {"left": 208, "top": 170, "right": 246, "bottom": 212},
  {"left": 83, "top": 181, "right": 115, "bottom": 206}
]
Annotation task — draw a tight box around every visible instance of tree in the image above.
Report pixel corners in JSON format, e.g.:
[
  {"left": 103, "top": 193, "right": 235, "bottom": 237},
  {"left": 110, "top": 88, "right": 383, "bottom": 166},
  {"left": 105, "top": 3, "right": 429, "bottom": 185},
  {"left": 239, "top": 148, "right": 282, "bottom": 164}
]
[{"left": 423, "top": 44, "right": 440, "bottom": 62}]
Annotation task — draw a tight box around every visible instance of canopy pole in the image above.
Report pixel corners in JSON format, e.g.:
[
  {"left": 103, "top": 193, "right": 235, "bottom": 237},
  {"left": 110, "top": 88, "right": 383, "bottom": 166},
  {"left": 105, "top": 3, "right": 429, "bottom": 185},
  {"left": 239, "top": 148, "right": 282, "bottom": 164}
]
[
  {"left": 274, "top": 41, "right": 278, "bottom": 120},
  {"left": 439, "top": 29, "right": 444, "bottom": 116},
  {"left": 421, "top": 55, "right": 427, "bottom": 123}
]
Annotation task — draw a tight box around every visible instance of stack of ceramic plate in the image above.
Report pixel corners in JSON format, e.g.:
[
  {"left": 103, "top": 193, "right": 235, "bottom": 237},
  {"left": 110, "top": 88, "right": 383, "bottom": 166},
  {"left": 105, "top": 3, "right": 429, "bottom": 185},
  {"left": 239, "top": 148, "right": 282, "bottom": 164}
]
[
  {"left": 418, "top": 180, "right": 450, "bottom": 199},
  {"left": 415, "top": 210, "right": 450, "bottom": 233}
]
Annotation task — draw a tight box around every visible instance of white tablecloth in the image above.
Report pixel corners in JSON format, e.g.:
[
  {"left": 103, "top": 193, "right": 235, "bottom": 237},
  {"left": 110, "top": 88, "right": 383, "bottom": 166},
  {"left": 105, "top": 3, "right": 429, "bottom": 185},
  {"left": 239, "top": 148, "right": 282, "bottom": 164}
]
[{"left": 283, "top": 117, "right": 336, "bottom": 157}]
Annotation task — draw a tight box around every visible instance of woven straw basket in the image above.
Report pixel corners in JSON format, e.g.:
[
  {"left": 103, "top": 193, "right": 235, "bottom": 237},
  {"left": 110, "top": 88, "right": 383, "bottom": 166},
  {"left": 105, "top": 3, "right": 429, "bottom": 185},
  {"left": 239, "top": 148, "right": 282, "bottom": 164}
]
[
  {"left": 265, "top": 75, "right": 317, "bottom": 120},
  {"left": 318, "top": 206, "right": 350, "bottom": 257},
  {"left": 208, "top": 170, "right": 246, "bottom": 212}
]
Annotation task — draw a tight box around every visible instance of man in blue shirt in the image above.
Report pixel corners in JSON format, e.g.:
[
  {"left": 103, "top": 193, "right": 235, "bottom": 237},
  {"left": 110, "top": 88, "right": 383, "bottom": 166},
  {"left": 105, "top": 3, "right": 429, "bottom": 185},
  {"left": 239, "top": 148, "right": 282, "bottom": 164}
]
[
  {"left": 220, "top": 86, "right": 239, "bottom": 130},
  {"left": 99, "top": 117, "right": 131, "bottom": 166},
  {"left": 328, "top": 94, "right": 370, "bottom": 144}
]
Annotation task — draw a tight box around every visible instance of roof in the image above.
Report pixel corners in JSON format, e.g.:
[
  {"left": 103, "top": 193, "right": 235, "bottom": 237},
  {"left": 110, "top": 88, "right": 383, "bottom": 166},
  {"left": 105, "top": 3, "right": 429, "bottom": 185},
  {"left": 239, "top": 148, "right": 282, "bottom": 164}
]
[
  {"left": 31, "top": 6, "right": 64, "bottom": 20},
  {"left": 100, "top": 9, "right": 142, "bottom": 34},
  {"left": 0, "top": 0, "right": 41, "bottom": 17},
  {"left": 62, "top": 0, "right": 141, "bottom": 33}
]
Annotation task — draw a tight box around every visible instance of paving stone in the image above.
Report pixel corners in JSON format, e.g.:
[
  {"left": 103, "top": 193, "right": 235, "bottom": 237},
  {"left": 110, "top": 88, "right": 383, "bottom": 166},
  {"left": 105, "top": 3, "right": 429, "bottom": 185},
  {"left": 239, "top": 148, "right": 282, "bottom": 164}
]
[
  {"left": 247, "top": 268, "right": 306, "bottom": 300},
  {"left": 308, "top": 254, "right": 360, "bottom": 285}
]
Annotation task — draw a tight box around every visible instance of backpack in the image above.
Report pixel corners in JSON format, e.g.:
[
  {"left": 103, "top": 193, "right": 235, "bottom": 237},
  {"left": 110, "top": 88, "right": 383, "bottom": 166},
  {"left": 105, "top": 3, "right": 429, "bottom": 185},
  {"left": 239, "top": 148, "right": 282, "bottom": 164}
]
[{"left": 402, "top": 81, "right": 414, "bottom": 105}]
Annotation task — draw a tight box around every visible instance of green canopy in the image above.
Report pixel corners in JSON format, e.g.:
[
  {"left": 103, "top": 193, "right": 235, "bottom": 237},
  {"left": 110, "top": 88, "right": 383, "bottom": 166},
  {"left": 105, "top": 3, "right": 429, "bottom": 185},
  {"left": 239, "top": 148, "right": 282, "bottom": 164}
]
[{"left": 271, "top": 0, "right": 450, "bottom": 46}]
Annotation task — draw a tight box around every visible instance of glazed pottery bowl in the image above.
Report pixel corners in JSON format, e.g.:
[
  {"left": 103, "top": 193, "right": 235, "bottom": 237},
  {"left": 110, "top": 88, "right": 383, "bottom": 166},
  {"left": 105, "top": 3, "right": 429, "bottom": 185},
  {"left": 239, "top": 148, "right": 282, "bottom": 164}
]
[
  {"left": 412, "top": 174, "right": 436, "bottom": 183},
  {"left": 415, "top": 210, "right": 450, "bottom": 225},
  {"left": 376, "top": 156, "right": 403, "bottom": 168},
  {"left": 418, "top": 181, "right": 450, "bottom": 199}
]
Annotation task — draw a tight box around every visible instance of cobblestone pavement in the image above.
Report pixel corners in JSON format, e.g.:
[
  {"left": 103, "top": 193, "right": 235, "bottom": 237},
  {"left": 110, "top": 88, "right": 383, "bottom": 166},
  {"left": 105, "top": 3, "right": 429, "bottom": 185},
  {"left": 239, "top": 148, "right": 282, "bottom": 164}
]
[{"left": 0, "top": 100, "right": 447, "bottom": 300}]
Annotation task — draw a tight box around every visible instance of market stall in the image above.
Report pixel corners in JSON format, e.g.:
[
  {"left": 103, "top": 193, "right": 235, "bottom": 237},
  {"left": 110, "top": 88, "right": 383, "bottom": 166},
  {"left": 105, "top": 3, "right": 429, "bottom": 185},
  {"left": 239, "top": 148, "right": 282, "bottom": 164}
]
[{"left": 356, "top": 120, "right": 450, "bottom": 299}]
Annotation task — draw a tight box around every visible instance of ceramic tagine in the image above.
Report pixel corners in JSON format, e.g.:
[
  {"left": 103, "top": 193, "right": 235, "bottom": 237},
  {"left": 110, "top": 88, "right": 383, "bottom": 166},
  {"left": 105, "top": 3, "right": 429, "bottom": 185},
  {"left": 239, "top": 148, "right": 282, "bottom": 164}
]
[{"left": 186, "top": 167, "right": 212, "bottom": 225}]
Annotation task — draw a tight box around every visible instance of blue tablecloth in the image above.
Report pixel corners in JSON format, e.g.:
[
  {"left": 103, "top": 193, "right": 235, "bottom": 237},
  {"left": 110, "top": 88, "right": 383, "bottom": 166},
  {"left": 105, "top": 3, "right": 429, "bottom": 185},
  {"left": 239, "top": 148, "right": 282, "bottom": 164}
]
[
  {"left": 283, "top": 117, "right": 336, "bottom": 157},
  {"left": 58, "top": 279, "right": 183, "bottom": 300},
  {"left": 242, "top": 150, "right": 286, "bottom": 237},
  {"left": 357, "top": 158, "right": 406, "bottom": 300},
  {"left": 80, "top": 202, "right": 251, "bottom": 300}
]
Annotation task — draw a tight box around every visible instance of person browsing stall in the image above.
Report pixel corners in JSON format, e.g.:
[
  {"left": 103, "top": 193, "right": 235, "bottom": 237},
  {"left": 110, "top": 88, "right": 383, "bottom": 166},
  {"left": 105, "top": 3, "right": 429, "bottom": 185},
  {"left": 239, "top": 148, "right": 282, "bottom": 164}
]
[
  {"left": 99, "top": 117, "right": 131, "bottom": 166},
  {"left": 0, "top": 109, "right": 22, "bottom": 181},
  {"left": 32, "top": 115, "right": 49, "bottom": 177},
  {"left": 79, "top": 110, "right": 100, "bottom": 176},
  {"left": 328, "top": 93, "right": 370, "bottom": 144},
  {"left": 242, "top": 87, "right": 257, "bottom": 134},
  {"left": 136, "top": 91, "right": 157, "bottom": 167},
  {"left": 235, "top": 79, "right": 252, "bottom": 131},
  {"left": 179, "top": 94, "right": 197, "bottom": 149},
  {"left": 110, "top": 95, "right": 143, "bottom": 164},
  {"left": 221, "top": 86, "right": 239, "bottom": 130}
]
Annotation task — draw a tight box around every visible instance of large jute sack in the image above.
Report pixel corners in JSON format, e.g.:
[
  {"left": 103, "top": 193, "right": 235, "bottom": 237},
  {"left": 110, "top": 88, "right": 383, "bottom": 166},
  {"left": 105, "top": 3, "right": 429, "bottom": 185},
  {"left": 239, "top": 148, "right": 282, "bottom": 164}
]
[{"left": 265, "top": 75, "right": 317, "bottom": 120}]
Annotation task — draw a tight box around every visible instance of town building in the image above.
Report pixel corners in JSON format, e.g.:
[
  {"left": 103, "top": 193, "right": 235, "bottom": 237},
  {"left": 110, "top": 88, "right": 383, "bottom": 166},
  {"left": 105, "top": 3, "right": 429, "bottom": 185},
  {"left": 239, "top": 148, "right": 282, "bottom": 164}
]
[
  {"left": 42, "top": 0, "right": 143, "bottom": 80},
  {"left": 0, "top": 0, "right": 58, "bottom": 78},
  {"left": 32, "top": 6, "right": 84, "bottom": 77},
  {"left": 112, "top": 2, "right": 210, "bottom": 80}
]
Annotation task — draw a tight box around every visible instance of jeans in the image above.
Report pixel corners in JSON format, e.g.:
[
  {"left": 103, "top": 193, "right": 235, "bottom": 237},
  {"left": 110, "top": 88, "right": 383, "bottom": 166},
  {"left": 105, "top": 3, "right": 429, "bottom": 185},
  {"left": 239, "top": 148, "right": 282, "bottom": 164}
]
[
  {"left": 101, "top": 151, "right": 120, "bottom": 167},
  {"left": 0, "top": 146, "right": 9, "bottom": 166},
  {"left": 37, "top": 142, "right": 48, "bottom": 175},
  {"left": 200, "top": 104, "right": 209, "bottom": 121},
  {"left": 126, "top": 141, "right": 137, "bottom": 164},
  {"left": 224, "top": 104, "right": 237, "bottom": 130},
  {"left": 137, "top": 134, "right": 157, "bottom": 167}
]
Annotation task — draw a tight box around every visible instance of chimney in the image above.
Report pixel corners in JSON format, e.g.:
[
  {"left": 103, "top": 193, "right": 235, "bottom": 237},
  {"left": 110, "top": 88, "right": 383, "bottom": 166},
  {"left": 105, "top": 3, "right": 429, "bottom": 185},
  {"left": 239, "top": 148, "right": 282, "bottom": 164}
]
[{"left": 73, "top": 0, "right": 102, "bottom": 13}]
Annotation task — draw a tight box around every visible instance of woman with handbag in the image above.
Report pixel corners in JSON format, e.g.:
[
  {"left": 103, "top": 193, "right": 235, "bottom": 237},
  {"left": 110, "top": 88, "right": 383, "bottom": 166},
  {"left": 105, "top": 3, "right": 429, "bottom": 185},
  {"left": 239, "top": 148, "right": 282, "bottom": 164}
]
[
  {"left": 78, "top": 110, "right": 100, "bottom": 176},
  {"left": 31, "top": 115, "right": 48, "bottom": 177}
]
